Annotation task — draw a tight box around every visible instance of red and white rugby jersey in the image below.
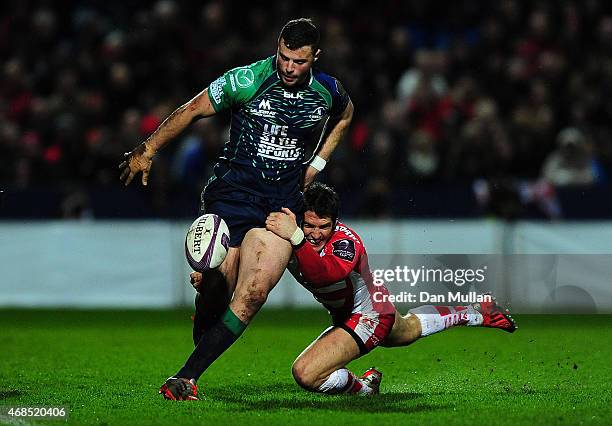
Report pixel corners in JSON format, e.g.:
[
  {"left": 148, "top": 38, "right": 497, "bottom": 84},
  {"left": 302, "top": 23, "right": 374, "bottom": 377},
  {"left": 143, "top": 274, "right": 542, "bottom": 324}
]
[{"left": 287, "top": 222, "right": 395, "bottom": 318}]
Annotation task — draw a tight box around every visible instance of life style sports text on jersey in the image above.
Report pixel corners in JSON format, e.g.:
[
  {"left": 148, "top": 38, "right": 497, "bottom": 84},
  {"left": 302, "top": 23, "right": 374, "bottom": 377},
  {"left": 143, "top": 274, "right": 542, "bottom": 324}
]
[{"left": 207, "top": 56, "right": 350, "bottom": 198}]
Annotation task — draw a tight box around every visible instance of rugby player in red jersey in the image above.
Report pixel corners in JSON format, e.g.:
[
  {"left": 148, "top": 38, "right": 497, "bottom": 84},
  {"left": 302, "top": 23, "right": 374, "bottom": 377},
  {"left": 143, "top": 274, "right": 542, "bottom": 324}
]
[{"left": 264, "top": 182, "right": 517, "bottom": 395}]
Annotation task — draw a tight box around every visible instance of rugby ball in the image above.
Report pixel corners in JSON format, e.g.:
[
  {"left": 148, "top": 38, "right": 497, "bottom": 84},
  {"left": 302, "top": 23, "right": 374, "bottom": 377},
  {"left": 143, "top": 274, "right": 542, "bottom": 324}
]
[{"left": 185, "top": 214, "right": 230, "bottom": 271}]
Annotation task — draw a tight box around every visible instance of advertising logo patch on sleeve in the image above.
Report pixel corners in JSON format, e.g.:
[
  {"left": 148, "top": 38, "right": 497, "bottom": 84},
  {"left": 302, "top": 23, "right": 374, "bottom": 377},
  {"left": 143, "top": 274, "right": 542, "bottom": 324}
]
[
  {"left": 209, "top": 75, "right": 226, "bottom": 104},
  {"left": 332, "top": 239, "right": 355, "bottom": 262}
]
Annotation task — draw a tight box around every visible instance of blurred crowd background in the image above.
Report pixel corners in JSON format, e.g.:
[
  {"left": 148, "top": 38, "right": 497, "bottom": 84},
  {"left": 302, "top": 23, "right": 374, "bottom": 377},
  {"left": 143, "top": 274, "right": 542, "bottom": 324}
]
[{"left": 1, "top": 0, "right": 611, "bottom": 219}]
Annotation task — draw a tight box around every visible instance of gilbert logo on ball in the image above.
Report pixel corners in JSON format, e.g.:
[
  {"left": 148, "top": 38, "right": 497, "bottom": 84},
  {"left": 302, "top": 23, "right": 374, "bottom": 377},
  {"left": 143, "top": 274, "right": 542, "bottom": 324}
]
[{"left": 185, "top": 214, "right": 230, "bottom": 271}]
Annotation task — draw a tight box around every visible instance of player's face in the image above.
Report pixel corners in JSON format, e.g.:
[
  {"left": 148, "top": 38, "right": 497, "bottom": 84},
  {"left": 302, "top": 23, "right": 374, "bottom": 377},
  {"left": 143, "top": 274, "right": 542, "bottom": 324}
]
[
  {"left": 276, "top": 38, "right": 318, "bottom": 87},
  {"left": 302, "top": 210, "right": 334, "bottom": 253}
]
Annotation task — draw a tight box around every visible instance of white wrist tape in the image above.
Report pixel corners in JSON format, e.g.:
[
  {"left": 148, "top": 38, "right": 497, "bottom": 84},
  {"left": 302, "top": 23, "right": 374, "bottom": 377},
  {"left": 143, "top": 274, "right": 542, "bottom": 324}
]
[
  {"left": 290, "top": 227, "right": 305, "bottom": 246},
  {"left": 309, "top": 155, "right": 327, "bottom": 172}
]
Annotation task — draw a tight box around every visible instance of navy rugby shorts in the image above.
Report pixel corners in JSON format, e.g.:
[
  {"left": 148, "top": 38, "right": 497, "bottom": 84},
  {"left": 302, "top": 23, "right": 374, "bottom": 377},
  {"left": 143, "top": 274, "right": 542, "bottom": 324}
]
[{"left": 200, "top": 178, "right": 304, "bottom": 247}]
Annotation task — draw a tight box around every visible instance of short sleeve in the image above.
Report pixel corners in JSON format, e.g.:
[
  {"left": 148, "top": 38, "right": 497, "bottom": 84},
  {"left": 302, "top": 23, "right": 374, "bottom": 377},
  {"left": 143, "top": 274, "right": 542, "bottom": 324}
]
[
  {"left": 207, "top": 57, "right": 274, "bottom": 112},
  {"left": 329, "top": 79, "right": 350, "bottom": 118},
  {"left": 207, "top": 68, "right": 253, "bottom": 112}
]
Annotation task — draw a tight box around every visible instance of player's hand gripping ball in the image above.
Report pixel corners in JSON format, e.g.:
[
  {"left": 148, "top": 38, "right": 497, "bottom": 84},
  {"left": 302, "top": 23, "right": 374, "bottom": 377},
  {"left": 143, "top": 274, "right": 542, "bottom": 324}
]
[{"left": 185, "top": 214, "right": 230, "bottom": 271}]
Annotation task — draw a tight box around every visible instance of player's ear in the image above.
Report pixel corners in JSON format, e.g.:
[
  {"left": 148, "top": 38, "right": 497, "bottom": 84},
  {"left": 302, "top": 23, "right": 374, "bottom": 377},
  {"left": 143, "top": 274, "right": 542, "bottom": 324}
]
[{"left": 314, "top": 49, "right": 321, "bottom": 62}]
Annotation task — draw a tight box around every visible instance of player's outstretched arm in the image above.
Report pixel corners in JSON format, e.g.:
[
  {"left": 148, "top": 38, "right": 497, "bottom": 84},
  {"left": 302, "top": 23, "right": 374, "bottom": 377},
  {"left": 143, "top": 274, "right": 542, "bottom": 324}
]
[
  {"left": 304, "top": 100, "right": 353, "bottom": 189},
  {"left": 119, "top": 89, "right": 217, "bottom": 186}
]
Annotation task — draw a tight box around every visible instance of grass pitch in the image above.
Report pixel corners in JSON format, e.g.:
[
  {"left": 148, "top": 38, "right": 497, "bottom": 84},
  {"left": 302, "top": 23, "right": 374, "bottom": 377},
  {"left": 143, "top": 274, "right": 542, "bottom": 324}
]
[{"left": 1, "top": 309, "right": 610, "bottom": 425}]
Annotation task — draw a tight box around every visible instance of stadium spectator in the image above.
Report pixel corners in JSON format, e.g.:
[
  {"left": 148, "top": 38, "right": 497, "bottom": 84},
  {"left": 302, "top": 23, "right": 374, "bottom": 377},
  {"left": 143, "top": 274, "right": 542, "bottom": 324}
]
[
  {"left": 541, "top": 127, "right": 604, "bottom": 186},
  {"left": 445, "top": 98, "right": 512, "bottom": 180}
]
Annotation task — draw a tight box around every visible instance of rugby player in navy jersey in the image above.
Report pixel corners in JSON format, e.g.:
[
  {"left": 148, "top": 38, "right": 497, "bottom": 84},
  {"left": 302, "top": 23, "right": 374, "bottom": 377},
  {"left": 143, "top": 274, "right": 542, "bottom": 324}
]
[{"left": 119, "top": 18, "right": 353, "bottom": 400}]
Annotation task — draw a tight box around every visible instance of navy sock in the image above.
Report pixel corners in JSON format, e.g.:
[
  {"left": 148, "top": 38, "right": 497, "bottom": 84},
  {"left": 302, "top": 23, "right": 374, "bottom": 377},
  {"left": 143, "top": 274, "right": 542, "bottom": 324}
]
[
  {"left": 177, "top": 308, "right": 246, "bottom": 381},
  {"left": 192, "top": 269, "right": 231, "bottom": 345}
]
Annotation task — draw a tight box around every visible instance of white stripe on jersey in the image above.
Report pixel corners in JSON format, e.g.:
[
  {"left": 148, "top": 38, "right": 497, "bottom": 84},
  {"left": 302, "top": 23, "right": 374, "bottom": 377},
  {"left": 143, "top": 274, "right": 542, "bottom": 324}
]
[
  {"left": 349, "top": 271, "right": 374, "bottom": 314},
  {"left": 312, "top": 271, "right": 375, "bottom": 316}
]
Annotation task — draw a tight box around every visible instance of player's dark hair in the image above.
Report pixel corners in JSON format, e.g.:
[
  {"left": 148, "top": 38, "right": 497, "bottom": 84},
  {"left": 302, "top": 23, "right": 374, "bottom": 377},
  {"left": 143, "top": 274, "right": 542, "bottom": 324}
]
[
  {"left": 304, "top": 181, "right": 340, "bottom": 223},
  {"left": 279, "top": 18, "right": 320, "bottom": 52}
]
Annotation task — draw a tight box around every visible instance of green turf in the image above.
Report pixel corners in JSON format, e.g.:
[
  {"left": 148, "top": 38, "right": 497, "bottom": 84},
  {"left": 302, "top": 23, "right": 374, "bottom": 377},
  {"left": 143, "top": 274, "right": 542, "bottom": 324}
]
[{"left": 0, "top": 309, "right": 610, "bottom": 425}]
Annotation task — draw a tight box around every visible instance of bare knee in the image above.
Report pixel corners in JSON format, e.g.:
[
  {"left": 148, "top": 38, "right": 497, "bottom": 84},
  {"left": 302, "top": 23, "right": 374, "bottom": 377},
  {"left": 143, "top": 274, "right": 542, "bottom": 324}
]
[
  {"left": 292, "top": 359, "right": 320, "bottom": 391},
  {"left": 240, "top": 229, "right": 271, "bottom": 283},
  {"left": 232, "top": 228, "right": 290, "bottom": 323}
]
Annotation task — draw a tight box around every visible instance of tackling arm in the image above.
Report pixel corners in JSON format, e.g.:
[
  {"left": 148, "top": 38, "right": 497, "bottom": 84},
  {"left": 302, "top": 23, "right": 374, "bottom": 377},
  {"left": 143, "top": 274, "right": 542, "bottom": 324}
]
[
  {"left": 119, "top": 89, "right": 217, "bottom": 186},
  {"left": 265, "top": 209, "right": 359, "bottom": 285},
  {"left": 294, "top": 240, "right": 358, "bottom": 286},
  {"left": 304, "top": 100, "right": 354, "bottom": 188}
]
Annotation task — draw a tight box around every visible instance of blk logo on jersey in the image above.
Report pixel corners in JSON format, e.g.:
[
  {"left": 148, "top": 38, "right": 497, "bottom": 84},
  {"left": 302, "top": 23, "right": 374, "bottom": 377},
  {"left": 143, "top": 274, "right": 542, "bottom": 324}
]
[
  {"left": 332, "top": 239, "right": 355, "bottom": 262},
  {"left": 283, "top": 90, "right": 303, "bottom": 99}
]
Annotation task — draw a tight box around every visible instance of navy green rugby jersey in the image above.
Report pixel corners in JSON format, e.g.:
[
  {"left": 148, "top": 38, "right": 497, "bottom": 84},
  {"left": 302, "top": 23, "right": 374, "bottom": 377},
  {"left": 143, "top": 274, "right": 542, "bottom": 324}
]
[{"left": 206, "top": 55, "right": 350, "bottom": 198}]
